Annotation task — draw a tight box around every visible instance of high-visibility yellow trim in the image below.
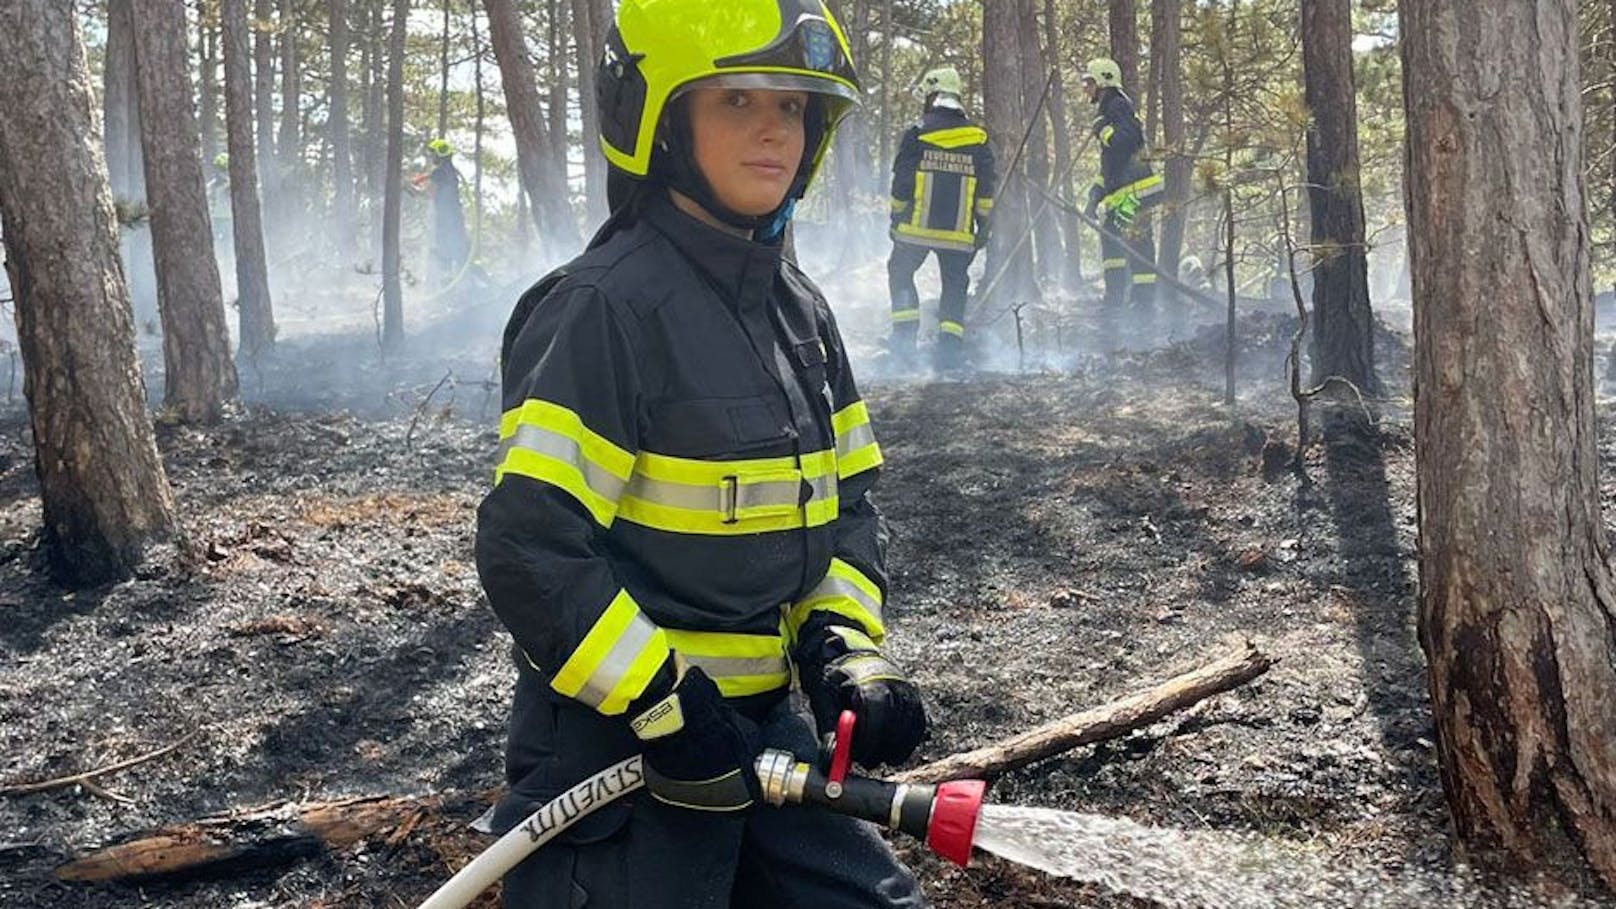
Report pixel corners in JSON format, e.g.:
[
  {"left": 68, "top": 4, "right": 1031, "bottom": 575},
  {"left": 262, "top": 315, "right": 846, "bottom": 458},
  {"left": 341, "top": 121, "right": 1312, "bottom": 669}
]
[
  {"left": 832, "top": 401, "right": 883, "bottom": 481},
  {"left": 958, "top": 176, "right": 978, "bottom": 234},
  {"left": 496, "top": 400, "right": 636, "bottom": 526},
  {"left": 975, "top": 197, "right": 995, "bottom": 215},
  {"left": 939, "top": 320, "right": 965, "bottom": 338},
  {"left": 1133, "top": 273, "right": 1157, "bottom": 284},
  {"left": 911, "top": 171, "right": 931, "bottom": 229},
  {"left": 787, "top": 558, "right": 886, "bottom": 644},
  {"left": 1103, "top": 258, "right": 1128, "bottom": 270},
  {"left": 666, "top": 627, "right": 791, "bottom": 697},
  {"left": 918, "top": 126, "right": 988, "bottom": 149},
  {"left": 1099, "top": 124, "right": 1115, "bottom": 146},
  {"left": 890, "top": 197, "right": 909, "bottom": 213},
  {"left": 893, "top": 221, "right": 975, "bottom": 251},
  {"left": 550, "top": 590, "right": 670, "bottom": 715},
  {"left": 1101, "top": 174, "right": 1164, "bottom": 210},
  {"left": 616, "top": 448, "right": 839, "bottom": 536},
  {"left": 891, "top": 309, "right": 922, "bottom": 323}
]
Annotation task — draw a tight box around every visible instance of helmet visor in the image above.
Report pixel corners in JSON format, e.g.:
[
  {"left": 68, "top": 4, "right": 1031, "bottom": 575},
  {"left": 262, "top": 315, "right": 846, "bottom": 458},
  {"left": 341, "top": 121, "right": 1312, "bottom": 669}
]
[{"left": 670, "top": 72, "right": 859, "bottom": 108}]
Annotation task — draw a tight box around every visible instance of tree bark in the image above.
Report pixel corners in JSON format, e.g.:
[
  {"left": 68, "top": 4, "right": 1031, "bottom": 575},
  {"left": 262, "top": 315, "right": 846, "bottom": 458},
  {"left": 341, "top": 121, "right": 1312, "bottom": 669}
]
[
  {"left": 253, "top": 0, "right": 276, "bottom": 177},
  {"left": 223, "top": 0, "right": 277, "bottom": 355},
  {"left": 276, "top": 0, "right": 300, "bottom": 220},
  {"left": 483, "top": 0, "right": 579, "bottom": 250},
  {"left": 438, "top": 0, "right": 452, "bottom": 137},
  {"left": 104, "top": 0, "right": 160, "bottom": 330},
  {"left": 328, "top": 0, "right": 356, "bottom": 259},
  {"left": 982, "top": 0, "right": 1035, "bottom": 304},
  {"left": 1146, "top": 0, "right": 1164, "bottom": 144},
  {"left": 1157, "top": 0, "right": 1188, "bottom": 296},
  {"left": 570, "top": 0, "right": 609, "bottom": 225},
  {"left": 546, "top": 0, "right": 569, "bottom": 176},
  {"left": 1016, "top": 0, "right": 1060, "bottom": 290},
  {"left": 363, "top": 0, "right": 386, "bottom": 258},
  {"left": 1108, "top": 0, "right": 1140, "bottom": 95},
  {"left": 898, "top": 641, "right": 1272, "bottom": 784},
  {"left": 472, "top": 1, "right": 486, "bottom": 245},
  {"left": 0, "top": 0, "right": 177, "bottom": 585},
  {"left": 197, "top": 0, "right": 221, "bottom": 167},
  {"left": 1302, "top": 0, "right": 1377, "bottom": 396},
  {"left": 1044, "top": 0, "right": 1081, "bottom": 287},
  {"left": 130, "top": 0, "right": 239, "bottom": 422},
  {"left": 1404, "top": 0, "right": 1616, "bottom": 890},
  {"left": 382, "top": 0, "right": 408, "bottom": 353}
]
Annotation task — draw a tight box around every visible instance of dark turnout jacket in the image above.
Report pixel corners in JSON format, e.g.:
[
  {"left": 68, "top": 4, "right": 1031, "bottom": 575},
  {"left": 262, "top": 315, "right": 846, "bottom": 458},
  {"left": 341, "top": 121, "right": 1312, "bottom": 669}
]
[
  {"left": 889, "top": 106, "right": 997, "bottom": 251},
  {"left": 475, "top": 192, "right": 890, "bottom": 774}
]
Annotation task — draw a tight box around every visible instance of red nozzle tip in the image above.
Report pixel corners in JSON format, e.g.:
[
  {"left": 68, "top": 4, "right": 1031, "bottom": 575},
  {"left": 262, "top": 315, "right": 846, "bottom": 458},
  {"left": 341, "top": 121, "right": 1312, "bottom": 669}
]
[{"left": 926, "top": 779, "right": 986, "bottom": 867}]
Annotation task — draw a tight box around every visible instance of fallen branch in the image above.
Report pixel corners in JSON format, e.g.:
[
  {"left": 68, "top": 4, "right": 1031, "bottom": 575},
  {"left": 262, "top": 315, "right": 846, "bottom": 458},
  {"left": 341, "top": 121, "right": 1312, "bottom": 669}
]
[
  {"left": 0, "top": 728, "right": 204, "bottom": 799},
  {"left": 896, "top": 639, "right": 1273, "bottom": 783},
  {"left": 55, "top": 789, "right": 496, "bottom": 882}
]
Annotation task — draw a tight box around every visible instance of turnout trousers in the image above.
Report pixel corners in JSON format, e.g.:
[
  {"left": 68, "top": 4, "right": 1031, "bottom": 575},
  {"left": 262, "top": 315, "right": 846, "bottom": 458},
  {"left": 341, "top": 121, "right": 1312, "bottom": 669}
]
[
  {"left": 887, "top": 239, "right": 975, "bottom": 367},
  {"left": 1100, "top": 211, "right": 1157, "bottom": 310},
  {"left": 494, "top": 673, "right": 931, "bottom": 909}
]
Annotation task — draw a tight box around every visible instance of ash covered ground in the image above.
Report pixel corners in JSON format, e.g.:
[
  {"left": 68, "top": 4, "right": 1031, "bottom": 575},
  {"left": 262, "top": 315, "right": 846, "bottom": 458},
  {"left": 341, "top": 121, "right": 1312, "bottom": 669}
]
[{"left": 0, "top": 275, "right": 1608, "bottom": 908}]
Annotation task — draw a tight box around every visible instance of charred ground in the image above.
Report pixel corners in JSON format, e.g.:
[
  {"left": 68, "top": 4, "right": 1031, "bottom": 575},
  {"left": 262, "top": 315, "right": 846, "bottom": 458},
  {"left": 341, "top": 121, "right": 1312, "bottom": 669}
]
[{"left": 0, "top": 306, "right": 1598, "bottom": 908}]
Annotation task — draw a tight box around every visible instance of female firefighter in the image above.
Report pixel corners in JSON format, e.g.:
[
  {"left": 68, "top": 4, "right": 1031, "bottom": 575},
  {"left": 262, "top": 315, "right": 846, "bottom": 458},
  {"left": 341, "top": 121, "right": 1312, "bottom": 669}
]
[{"left": 474, "top": 2, "right": 932, "bottom": 906}]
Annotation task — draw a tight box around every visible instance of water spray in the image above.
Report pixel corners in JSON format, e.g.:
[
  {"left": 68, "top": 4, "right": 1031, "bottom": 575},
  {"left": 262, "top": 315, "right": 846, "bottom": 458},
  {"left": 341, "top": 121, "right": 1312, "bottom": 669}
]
[{"left": 413, "top": 711, "right": 987, "bottom": 909}]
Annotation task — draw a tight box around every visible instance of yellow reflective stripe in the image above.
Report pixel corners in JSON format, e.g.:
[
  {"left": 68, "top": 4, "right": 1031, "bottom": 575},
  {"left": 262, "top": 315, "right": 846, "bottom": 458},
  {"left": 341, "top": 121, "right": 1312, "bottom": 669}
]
[
  {"left": 890, "top": 197, "right": 909, "bottom": 213},
  {"left": 666, "top": 628, "right": 790, "bottom": 697},
  {"left": 940, "top": 320, "right": 965, "bottom": 338},
  {"left": 912, "top": 172, "right": 931, "bottom": 228},
  {"left": 918, "top": 126, "right": 988, "bottom": 149},
  {"left": 975, "top": 197, "right": 995, "bottom": 215},
  {"left": 832, "top": 401, "right": 883, "bottom": 481},
  {"left": 957, "top": 175, "right": 977, "bottom": 234},
  {"left": 550, "top": 590, "right": 670, "bottom": 715},
  {"left": 1100, "top": 174, "right": 1164, "bottom": 210},
  {"left": 1091, "top": 175, "right": 1105, "bottom": 189},
  {"left": 893, "top": 222, "right": 975, "bottom": 251},
  {"left": 1103, "top": 258, "right": 1128, "bottom": 270},
  {"left": 788, "top": 558, "right": 886, "bottom": 645},
  {"left": 1100, "top": 124, "right": 1115, "bottom": 146},
  {"left": 891, "top": 309, "right": 921, "bottom": 323},
  {"left": 1133, "top": 273, "right": 1157, "bottom": 284},
  {"left": 496, "top": 400, "right": 635, "bottom": 526},
  {"left": 616, "top": 449, "right": 839, "bottom": 536}
]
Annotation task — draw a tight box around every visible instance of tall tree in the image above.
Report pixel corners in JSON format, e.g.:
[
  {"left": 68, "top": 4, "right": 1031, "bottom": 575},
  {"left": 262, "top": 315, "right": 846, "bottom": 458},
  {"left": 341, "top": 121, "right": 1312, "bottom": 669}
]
[
  {"left": 276, "top": 0, "right": 301, "bottom": 225},
  {"left": 483, "top": 0, "right": 579, "bottom": 250},
  {"left": 130, "top": 0, "right": 239, "bottom": 422},
  {"left": 1108, "top": 0, "right": 1140, "bottom": 95},
  {"left": 982, "top": 0, "right": 1035, "bottom": 303},
  {"left": 545, "top": 0, "right": 570, "bottom": 185},
  {"left": 223, "top": 0, "right": 276, "bottom": 355},
  {"left": 571, "top": 0, "right": 610, "bottom": 225},
  {"left": 198, "top": 0, "right": 221, "bottom": 166},
  {"left": 253, "top": 0, "right": 276, "bottom": 175},
  {"left": 1404, "top": 0, "right": 1616, "bottom": 890},
  {"left": 1016, "top": 0, "right": 1060, "bottom": 289},
  {"left": 104, "top": 0, "right": 159, "bottom": 328},
  {"left": 1156, "top": 0, "right": 1188, "bottom": 296},
  {"left": 0, "top": 0, "right": 177, "bottom": 584},
  {"left": 1302, "top": 0, "right": 1377, "bottom": 394},
  {"left": 437, "top": 0, "right": 452, "bottom": 137},
  {"left": 328, "top": 0, "right": 356, "bottom": 259},
  {"left": 382, "top": 0, "right": 408, "bottom": 352}
]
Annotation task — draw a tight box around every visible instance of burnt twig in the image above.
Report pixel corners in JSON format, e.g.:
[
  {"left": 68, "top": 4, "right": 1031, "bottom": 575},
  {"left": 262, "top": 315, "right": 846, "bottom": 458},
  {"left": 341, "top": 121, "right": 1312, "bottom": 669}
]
[{"left": 0, "top": 728, "right": 204, "bottom": 798}]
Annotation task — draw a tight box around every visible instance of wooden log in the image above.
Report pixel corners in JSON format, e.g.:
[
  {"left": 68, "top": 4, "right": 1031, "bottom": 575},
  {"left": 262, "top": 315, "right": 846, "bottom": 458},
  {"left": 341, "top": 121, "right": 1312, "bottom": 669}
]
[
  {"left": 896, "top": 639, "right": 1274, "bottom": 784},
  {"left": 55, "top": 790, "right": 494, "bottom": 882}
]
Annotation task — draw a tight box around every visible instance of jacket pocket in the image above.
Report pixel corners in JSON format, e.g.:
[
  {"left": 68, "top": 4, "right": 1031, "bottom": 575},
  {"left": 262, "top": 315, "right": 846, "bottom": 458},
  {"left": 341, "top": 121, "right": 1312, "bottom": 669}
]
[{"left": 646, "top": 394, "right": 795, "bottom": 459}]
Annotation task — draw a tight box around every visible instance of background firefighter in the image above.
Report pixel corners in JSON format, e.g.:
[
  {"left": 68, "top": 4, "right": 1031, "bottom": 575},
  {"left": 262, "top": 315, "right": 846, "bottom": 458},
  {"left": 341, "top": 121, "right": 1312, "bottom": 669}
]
[
  {"left": 1082, "top": 58, "right": 1162, "bottom": 320},
  {"left": 475, "top": 2, "right": 931, "bottom": 906},
  {"left": 886, "top": 66, "right": 996, "bottom": 373},
  {"left": 416, "top": 138, "right": 472, "bottom": 284}
]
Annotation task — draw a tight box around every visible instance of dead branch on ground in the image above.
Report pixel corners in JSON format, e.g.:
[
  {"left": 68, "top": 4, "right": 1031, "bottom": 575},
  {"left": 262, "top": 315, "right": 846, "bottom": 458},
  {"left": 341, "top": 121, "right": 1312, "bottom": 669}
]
[{"left": 0, "top": 728, "right": 205, "bottom": 799}]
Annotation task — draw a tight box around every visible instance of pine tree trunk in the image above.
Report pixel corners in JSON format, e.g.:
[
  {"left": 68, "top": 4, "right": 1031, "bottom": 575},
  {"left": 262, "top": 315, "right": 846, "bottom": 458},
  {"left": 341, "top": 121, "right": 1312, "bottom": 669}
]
[
  {"left": 879, "top": 0, "right": 893, "bottom": 169},
  {"left": 105, "top": 0, "right": 160, "bottom": 331},
  {"left": 1108, "top": 0, "right": 1140, "bottom": 94},
  {"left": 1301, "top": 0, "right": 1377, "bottom": 395},
  {"left": 483, "top": 0, "right": 579, "bottom": 250},
  {"left": 1017, "top": 0, "right": 1058, "bottom": 291},
  {"left": 198, "top": 0, "right": 221, "bottom": 166},
  {"left": 546, "top": 0, "right": 568, "bottom": 176},
  {"left": 438, "top": 0, "right": 452, "bottom": 137},
  {"left": 329, "top": 0, "right": 356, "bottom": 259},
  {"left": 223, "top": 0, "right": 276, "bottom": 355},
  {"left": 472, "top": 1, "right": 486, "bottom": 245},
  {"left": 1146, "top": 0, "right": 1164, "bottom": 144},
  {"left": 0, "top": 0, "right": 177, "bottom": 585},
  {"left": 382, "top": 0, "right": 408, "bottom": 353},
  {"left": 982, "top": 0, "right": 1034, "bottom": 304},
  {"left": 130, "top": 0, "right": 239, "bottom": 422},
  {"left": 1157, "top": 0, "right": 1188, "bottom": 296},
  {"left": 570, "top": 0, "right": 609, "bottom": 226},
  {"left": 253, "top": 0, "right": 276, "bottom": 179},
  {"left": 363, "top": 0, "right": 386, "bottom": 259},
  {"left": 276, "top": 0, "right": 300, "bottom": 229},
  {"left": 1404, "top": 0, "right": 1616, "bottom": 890},
  {"left": 1044, "top": 0, "right": 1081, "bottom": 286}
]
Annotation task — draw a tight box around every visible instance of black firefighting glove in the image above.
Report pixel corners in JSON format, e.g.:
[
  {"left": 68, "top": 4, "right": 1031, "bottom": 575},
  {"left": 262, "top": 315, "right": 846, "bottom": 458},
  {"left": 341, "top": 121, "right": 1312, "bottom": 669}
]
[
  {"left": 795, "top": 616, "right": 927, "bottom": 768},
  {"left": 974, "top": 217, "right": 992, "bottom": 250},
  {"left": 1084, "top": 184, "right": 1103, "bottom": 222},
  {"left": 630, "top": 664, "right": 763, "bottom": 812}
]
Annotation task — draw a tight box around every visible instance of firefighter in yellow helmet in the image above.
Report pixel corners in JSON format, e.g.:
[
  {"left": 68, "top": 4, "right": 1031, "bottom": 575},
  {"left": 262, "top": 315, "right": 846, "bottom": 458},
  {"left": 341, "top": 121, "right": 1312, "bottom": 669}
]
[
  {"left": 886, "top": 65, "right": 996, "bottom": 372},
  {"left": 476, "top": 2, "right": 931, "bottom": 906},
  {"left": 1082, "top": 57, "right": 1162, "bottom": 313}
]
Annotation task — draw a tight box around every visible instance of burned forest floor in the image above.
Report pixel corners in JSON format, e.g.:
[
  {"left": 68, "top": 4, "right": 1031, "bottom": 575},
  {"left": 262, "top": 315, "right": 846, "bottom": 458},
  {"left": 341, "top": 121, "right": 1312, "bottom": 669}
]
[{"left": 0, "top": 301, "right": 1612, "bottom": 909}]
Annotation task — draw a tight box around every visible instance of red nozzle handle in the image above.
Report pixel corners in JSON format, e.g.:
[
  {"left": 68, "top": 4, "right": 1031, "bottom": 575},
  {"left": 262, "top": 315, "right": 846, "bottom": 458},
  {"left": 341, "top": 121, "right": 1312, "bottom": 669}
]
[{"left": 828, "top": 709, "right": 856, "bottom": 787}]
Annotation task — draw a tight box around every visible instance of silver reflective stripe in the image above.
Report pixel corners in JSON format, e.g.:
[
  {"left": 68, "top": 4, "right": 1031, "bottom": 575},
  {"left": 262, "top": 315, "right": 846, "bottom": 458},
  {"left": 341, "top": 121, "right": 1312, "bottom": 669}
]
[
  {"left": 918, "top": 173, "right": 935, "bottom": 227},
  {"left": 573, "top": 611, "right": 660, "bottom": 711},
  {"left": 954, "top": 181, "right": 971, "bottom": 234},
  {"left": 809, "top": 574, "right": 884, "bottom": 626},
  {"left": 836, "top": 423, "right": 877, "bottom": 460},
  {"left": 805, "top": 471, "right": 837, "bottom": 506},
  {"left": 500, "top": 424, "right": 628, "bottom": 503},
  {"left": 624, "top": 474, "right": 802, "bottom": 514},
  {"left": 684, "top": 653, "right": 790, "bottom": 679}
]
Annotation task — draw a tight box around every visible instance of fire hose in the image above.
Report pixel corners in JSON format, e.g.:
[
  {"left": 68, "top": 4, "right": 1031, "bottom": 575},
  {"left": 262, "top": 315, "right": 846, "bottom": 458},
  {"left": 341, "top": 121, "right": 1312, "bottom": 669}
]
[{"left": 415, "top": 712, "right": 987, "bottom": 909}]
